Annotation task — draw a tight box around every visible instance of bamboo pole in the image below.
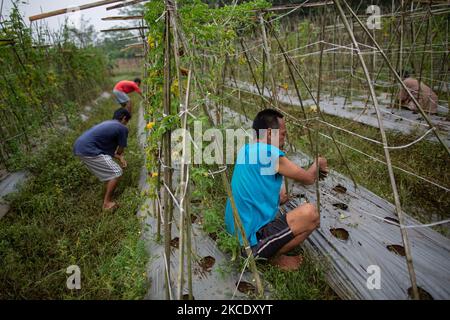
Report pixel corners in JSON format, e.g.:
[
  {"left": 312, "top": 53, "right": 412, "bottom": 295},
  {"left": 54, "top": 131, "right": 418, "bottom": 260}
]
[
  {"left": 102, "top": 15, "right": 144, "bottom": 20},
  {"left": 397, "top": 0, "right": 405, "bottom": 111},
  {"left": 416, "top": 6, "right": 431, "bottom": 113},
  {"left": 118, "top": 35, "right": 142, "bottom": 41},
  {"left": 176, "top": 69, "right": 192, "bottom": 300},
  {"left": 332, "top": 15, "right": 337, "bottom": 100},
  {"left": 341, "top": 0, "right": 449, "bottom": 156},
  {"left": 261, "top": 43, "right": 266, "bottom": 101},
  {"left": 220, "top": 172, "right": 264, "bottom": 297},
  {"left": 106, "top": 0, "right": 148, "bottom": 11},
  {"left": 156, "top": 146, "right": 162, "bottom": 241},
  {"left": 101, "top": 26, "right": 148, "bottom": 32},
  {"left": 335, "top": 0, "right": 420, "bottom": 300},
  {"left": 409, "top": 2, "right": 417, "bottom": 74},
  {"left": 259, "top": 13, "right": 278, "bottom": 108},
  {"left": 167, "top": 0, "right": 192, "bottom": 299},
  {"left": 29, "top": 0, "right": 125, "bottom": 21},
  {"left": 229, "top": 59, "right": 249, "bottom": 120},
  {"left": 163, "top": 4, "right": 173, "bottom": 300},
  {"left": 239, "top": 38, "right": 265, "bottom": 108},
  {"left": 168, "top": 1, "right": 183, "bottom": 113},
  {"left": 315, "top": 6, "right": 326, "bottom": 216}
]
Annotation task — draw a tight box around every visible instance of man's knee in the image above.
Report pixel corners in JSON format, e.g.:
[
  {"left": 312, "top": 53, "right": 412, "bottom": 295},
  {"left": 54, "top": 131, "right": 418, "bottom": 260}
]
[
  {"left": 287, "top": 203, "right": 319, "bottom": 234},
  {"left": 300, "top": 203, "right": 319, "bottom": 230},
  {"left": 303, "top": 203, "right": 320, "bottom": 225}
]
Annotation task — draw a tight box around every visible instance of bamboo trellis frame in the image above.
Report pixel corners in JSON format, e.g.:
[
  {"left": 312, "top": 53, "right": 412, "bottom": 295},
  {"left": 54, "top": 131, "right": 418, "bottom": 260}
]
[{"left": 19, "top": 0, "right": 448, "bottom": 301}]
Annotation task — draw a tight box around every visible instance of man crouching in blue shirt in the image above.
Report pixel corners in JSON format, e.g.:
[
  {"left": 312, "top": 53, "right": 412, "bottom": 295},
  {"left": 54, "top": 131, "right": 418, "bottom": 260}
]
[
  {"left": 225, "top": 109, "right": 328, "bottom": 271},
  {"left": 73, "top": 108, "right": 131, "bottom": 210}
]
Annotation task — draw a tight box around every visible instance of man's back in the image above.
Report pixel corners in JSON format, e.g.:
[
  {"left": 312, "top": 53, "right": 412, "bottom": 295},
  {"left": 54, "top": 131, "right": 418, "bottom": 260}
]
[
  {"left": 400, "top": 77, "right": 438, "bottom": 114},
  {"left": 114, "top": 80, "right": 141, "bottom": 94},
  {"left": 73, "top": 120, "right": 128, "bottom": 157},
  {"left": 225, "top": 142, "right": 285, "bottom": 246}
]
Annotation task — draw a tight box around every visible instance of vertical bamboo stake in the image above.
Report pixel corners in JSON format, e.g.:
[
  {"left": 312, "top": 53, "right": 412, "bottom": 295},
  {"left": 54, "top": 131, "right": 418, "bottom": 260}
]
[
  {"left": 315, "top": 6, "right": 326, "bottom": 217},
  {"left": 163, "top": 3, "right": 173, "bottom": 300},
  {"left": 332, "top": 15, "right": 337, "bottom": 100},
  {"left": 416, "top": 7, "right": 431, "bottom": 113},
  {"left": 239, "top": 38, "right": 265, "bottom": 108},
  {"left": 350, "top": 14, "right": 354, "bottom": 105},
  {"left": 156, "top": 146, "right": 162, "bottom": 241},
  {"left": 372, "top": 23, "right": 376, "bottom": 79},
  {"left": 185, "top": 191, "right": 193, "bottom": 300},
  {"left": 409, "top": 1, "right": 417, "bottom": 74},
  {"left": 397, "top": 0, "right": 404, "bottom": 111},
  {"left": 220, "top": 172, "right": 264, "bottom": 297},
  {"left": 335, "top": 0, "right": 420, "bottom": 300},
  {"left": 446, "top": 18, "right": 449, "bottom": 120},
  {"left": 168, "top": 1, "right": 183, "bottom": 113},
  {"left": 259, "top": 13, "right": 278, "bottom": 108},
  {"left": 230, "top": 61, "right": 249, "bottom": 120},
  {"left": 176, "top": 69, "right": 192, "bottom": 300},
  {"left": 262, "top": 43, "right": 266, "bottom": 100}
]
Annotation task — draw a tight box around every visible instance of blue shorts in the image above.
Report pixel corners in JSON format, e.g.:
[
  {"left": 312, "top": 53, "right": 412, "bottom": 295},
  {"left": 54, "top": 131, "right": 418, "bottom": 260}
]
[{"left": 113, "top": 90, "right": 130, "bottom": 105}]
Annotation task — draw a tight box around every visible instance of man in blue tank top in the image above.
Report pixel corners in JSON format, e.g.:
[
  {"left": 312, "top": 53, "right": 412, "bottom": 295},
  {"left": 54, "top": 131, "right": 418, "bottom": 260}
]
[{"left": 225, "top": 109, "right": 328, "bottom": 271}]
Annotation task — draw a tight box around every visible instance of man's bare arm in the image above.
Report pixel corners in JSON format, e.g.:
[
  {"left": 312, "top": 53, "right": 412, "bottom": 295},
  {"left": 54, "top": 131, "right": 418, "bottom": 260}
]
[
  {"left": 277, "top": 156, "right": 328, "bottom": 185},
  {"left": 115, "top": 146, "right": 125, "bottom": 156}
]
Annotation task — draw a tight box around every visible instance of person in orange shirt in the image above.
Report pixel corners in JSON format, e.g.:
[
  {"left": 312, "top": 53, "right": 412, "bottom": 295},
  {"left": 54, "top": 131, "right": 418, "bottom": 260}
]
[{"left": 113, "top": 78, "right": 143, "bottom": 113}]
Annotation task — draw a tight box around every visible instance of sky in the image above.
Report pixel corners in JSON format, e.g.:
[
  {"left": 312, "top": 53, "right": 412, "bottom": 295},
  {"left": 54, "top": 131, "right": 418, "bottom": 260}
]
[{"left": 1, "top": 0, "right": 135, "bottom": 33}]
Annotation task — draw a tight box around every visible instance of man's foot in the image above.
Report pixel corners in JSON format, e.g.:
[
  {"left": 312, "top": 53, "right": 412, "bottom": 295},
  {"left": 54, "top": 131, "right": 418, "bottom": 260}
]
[
  {"left": 103, "top": 201, "right": 118, "bottom": 210},
  {"left": 269, "top": 254, "right": 303, "bottom": 271}
]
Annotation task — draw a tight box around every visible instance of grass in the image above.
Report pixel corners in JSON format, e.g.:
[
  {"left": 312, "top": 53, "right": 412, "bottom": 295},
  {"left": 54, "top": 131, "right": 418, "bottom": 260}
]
[
  {"left": 0, "top": 94, "right": 148, "bottom": 299},
  {"left": 260, "top": 248, "right": 338, "bottom": 300}
]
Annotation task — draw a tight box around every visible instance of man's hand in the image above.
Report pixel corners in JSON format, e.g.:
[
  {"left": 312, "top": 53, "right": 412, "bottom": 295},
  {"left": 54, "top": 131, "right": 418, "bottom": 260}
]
[
  {"left": 279, "top": 185, "right": 289, "bottom": 205},
  {"left": 120, "top": 158, "right": 127, "bottom": 169},
  {"left": 115, "top": 153, "right": 127, "bottom": 169},
  {"left": 119, "top": 156, "right": 127, "bottom": 169},
  {"left": 317, "top": 156, "right": 328, "bottom": 177}
]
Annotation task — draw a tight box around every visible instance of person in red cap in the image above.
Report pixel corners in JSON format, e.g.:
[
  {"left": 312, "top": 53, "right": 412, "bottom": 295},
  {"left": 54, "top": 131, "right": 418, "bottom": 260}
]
[{"left": 112, "top": 78, "right": 143, "bottom": 113}]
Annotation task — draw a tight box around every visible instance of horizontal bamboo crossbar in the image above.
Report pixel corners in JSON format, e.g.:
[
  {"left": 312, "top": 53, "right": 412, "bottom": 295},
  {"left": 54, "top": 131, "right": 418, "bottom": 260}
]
[
  {"left": 100, "top": 26, "right": 148, "bottom": 32},
  {"left": 106, "top": 0, "right": 149, "bottom": 11},
  {"left": 102, "top": 15, "right": 144, "bottom": 20},
  {"left": 29, "top": 0, "right": 125, "bottom": 22}
]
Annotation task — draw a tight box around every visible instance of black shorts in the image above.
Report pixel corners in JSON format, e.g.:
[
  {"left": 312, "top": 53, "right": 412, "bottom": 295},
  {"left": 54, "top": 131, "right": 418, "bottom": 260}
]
[{"left": 251, "top": 213, "right": 294, "bottom": 259}]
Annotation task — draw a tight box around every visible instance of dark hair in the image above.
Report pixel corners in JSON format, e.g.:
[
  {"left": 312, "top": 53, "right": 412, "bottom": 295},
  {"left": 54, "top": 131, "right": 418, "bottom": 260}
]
[
  {"left": 252, "top": 109, "right": 284, "bottom": 138},
  {"left": 398, "top": 69, "right": 410, "bottom": 79},
  {"left": 113, "top": 108, "right": 132, "bottom": 121},
  {"left": 134, "top": 78, "right": 142, "bottom": 84}
]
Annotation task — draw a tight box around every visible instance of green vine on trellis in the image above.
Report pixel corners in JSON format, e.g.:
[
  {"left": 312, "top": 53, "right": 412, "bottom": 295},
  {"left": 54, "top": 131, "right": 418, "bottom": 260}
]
[{"left": 143, "top": 0, "right": 271, "bottom": 198}]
